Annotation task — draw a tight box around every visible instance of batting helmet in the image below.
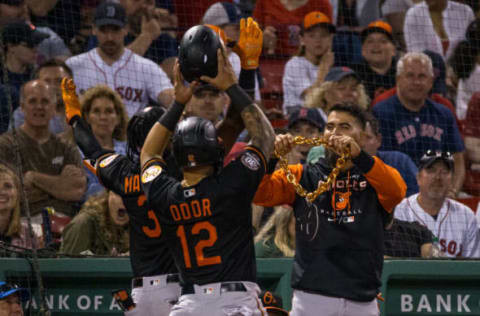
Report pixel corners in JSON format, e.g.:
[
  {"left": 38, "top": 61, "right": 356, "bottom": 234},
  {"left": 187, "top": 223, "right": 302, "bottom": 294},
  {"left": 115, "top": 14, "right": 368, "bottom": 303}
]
[
  {"left": 172, "top": 116, "right": 224, "bottom": 170},
  {"left": 178, "top": 25, "right": 222, "bottom": 82},
  {"left": 126, "top": 106, "right": 165, "bottom": 162}
]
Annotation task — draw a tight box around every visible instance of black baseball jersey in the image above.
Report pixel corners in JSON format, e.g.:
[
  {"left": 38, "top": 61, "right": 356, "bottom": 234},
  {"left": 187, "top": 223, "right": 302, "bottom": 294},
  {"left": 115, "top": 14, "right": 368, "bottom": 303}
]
[
  {"left": 141, "top": 146, "right": 266, "bottom": 286},
  {"left": 96, "top": 153, "right": 177, "bottom": 277},
  {"left": 384, "top": 219, "right": 434, "bottom": 258}
]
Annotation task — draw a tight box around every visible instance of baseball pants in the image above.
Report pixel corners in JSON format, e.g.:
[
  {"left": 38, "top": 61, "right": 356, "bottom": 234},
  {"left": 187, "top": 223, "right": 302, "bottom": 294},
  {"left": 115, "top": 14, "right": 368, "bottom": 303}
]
[
  {"left": 125, "top": 274, "right": 181, "bottom": 316},
  {"left": 290, "top": 289, "right": 379, "bottom": 316},
  {"left": 169, "top": 281, "right": 267, "bottom": 316}
]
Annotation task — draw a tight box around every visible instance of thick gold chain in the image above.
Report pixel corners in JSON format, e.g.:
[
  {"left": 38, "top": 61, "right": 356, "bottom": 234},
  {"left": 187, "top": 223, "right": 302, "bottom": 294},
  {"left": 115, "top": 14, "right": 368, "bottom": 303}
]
[{"left": 274, "top": 136, "right": 350, "bottom": 203}]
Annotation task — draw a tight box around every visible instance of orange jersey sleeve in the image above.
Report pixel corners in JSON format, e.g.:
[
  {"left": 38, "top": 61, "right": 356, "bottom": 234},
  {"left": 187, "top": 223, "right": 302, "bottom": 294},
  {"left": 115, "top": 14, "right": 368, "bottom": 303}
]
[
  {"left": 365, "top": 156, "right": 407, "bottom": 213},
  {"left": 253, "top": 164, "right": 303, "bottom": 207}
]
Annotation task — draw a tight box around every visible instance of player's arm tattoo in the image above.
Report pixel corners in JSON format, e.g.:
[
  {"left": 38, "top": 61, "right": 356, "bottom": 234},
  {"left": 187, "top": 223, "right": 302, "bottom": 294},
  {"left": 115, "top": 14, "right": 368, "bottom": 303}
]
[{"left": 241, "top": 103, "right": 275, "bottom": 159}]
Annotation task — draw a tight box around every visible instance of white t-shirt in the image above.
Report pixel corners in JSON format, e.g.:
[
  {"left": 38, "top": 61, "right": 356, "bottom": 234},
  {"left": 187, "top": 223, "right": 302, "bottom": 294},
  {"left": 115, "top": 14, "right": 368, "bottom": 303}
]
[
  {"left": 395, "top": 193, "right": 480, "bottom": 258},
  {"left": 66, "top": 48, "right": 173, "bottom": 118},
  {"left": 404, "top": 1, "right": 474, "bottom": 60},
  {"left": 456, "top": 64, "right": 480, "bottom": 120},
  {"left": 282, "top": 56, "right": 318, "bottom": 113}
]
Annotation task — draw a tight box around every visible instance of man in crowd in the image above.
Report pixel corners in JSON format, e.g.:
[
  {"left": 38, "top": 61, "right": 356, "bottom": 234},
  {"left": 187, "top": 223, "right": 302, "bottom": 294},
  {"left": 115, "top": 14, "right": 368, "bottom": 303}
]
[
  {"left": 373, "top": 52, "right": 465, "bottom": 198},
  {"left": 184, "top": 84, "right": 227, "bottom": 124},
  {"left": 0, "top": 281, "right": 29, "bottom": 316},
  {"left": 0, "top": 80, "right": 86, "bottom": 220},
  {"left": 351, "top": 21, "right": 397, "bottom": 100},
  {"left": 66, "top": 2, "right": 173, "bottom": 117},
  {"left": 395, "top": 150, "right": 480, "bottom": 258}
]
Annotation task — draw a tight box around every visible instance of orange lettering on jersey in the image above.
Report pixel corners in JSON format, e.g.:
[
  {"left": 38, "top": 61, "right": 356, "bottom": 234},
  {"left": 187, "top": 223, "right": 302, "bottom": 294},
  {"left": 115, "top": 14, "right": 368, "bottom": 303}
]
[
  {"left": 125, "top": 175, "right": 141, "bottom": 193},
  {"left": 124, "top": 176, "right": 131, "bottom": 193},
  {"left": 137, "top": 194, "right": 147, "bottom": 207},
  {"left": 202, "top": 199, "right": 212, "bottom": 217},
  {"left": 191, "top": 200, "right": 202, "bottom": 217},
  {"left": 180, "top": 203, "right": 192, "bottom": 220},
  {"left": 132, "top": 175, "right": 140, "bottom": 192},
  {"left": 170, "top": 205, "right": 181, "bottom": 221}
]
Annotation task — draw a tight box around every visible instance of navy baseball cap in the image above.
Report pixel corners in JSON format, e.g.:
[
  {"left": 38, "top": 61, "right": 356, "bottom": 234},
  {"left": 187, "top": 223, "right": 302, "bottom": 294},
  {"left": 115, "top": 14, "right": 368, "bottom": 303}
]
[
  {"left": 0, "top": 281, "right": 30, "bottom": 302},
  {"left": 193, "top": 83, "right": 220, "bottom": 95},
  {"left": 2, "top": 21, "right": 49, "bottom": 47},
  {"left": 418, "top": 150, "right": 454, "bottom": 171},
  {"left": 95, "top": 2, "right": 127, "bottom": 28},
  {"left": 288, "top": 107, "right": 325, "bottom": 130},
  {"left": 0, "top": 0, "right": 24, "bottom": 5},
  {"left": 324, "top": 67, "right": 359, "bottom": 82}
]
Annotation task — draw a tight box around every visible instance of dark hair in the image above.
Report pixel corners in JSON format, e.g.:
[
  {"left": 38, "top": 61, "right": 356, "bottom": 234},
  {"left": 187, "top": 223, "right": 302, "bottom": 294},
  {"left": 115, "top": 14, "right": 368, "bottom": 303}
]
[
  {"left": 364, "top": 111, "right": 380, "bottom": 135},
  {"left": 327, "top": 102, "right": 368, "bottom": 129},
  {"left": 34, "top": 58, "right": 73, "bottom": 78},
  {"left": 449, "top": 40, "right": 479, "bottom": 79}
]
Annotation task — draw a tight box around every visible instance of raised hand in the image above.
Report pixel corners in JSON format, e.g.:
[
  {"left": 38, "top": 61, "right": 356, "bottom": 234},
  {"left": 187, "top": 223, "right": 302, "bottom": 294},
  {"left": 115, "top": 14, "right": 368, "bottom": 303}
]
[
  {"left": 61, "top": 78, "right": 82, "bottom": 124},
  {"left": 233, "top": 17, "right": 263, "bottom": 70},
  {"left": 173, "top": 60, "right": 199, "bottom": 105},
  {"left": 326, "top": 134, "right": 360, "bottom": 158}
]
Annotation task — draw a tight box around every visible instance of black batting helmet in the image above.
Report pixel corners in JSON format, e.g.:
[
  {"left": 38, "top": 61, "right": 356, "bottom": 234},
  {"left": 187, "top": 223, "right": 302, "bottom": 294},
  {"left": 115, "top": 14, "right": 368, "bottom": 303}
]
[
  {"left": 172, "top": 116, "right": 224, "bottom": 170},
  {"left": 127, "top": 106, "right": 165, "bottom": 162},
  {"left": 178, "top": 25, "right": 222, "bottom": 82}
]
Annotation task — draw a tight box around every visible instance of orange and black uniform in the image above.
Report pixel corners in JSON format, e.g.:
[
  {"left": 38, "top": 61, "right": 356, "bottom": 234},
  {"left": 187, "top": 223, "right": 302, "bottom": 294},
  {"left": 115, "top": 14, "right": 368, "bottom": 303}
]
[
  {"left": 141, "top": 146, "right": 266, "bottom": 286},
  {"left": 96, "top": 154, "right": 177, "bottom": 277},
  {"left": 254, "top": 151, "right": 406, "bottom": 301}
]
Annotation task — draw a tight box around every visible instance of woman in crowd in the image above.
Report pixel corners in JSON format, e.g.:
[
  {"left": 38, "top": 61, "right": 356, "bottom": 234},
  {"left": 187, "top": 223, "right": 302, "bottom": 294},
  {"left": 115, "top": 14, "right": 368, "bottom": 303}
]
[
  {"left": 60, "top": 190, "right": 129, "bottom": 256},
  {"left": 255, "top": 206, "right": 296, "bottom": 258},
  {"left": 451, "top": 19, "right": 480, "bottom": 120},
  {"left": 0, "top": 164, "right": 42, "bottom": 256},
  {"left": 304, "top": 67, "right": 370, "bottom": 118},
  {"left": 282, "top": 11, "right": 336, "bottom": 114},
  {"left": 65, "top": 85, "right": 128, "bottom": 198}
]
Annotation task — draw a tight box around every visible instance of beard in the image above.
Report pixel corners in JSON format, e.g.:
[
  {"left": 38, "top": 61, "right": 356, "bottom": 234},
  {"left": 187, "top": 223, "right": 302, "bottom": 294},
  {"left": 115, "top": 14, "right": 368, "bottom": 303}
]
[
  {"left": 325, "top": 148, "right": 340, "bottom": 168},
  {"left": 99, "top": 41, "right": 121, "bottom": 57}
]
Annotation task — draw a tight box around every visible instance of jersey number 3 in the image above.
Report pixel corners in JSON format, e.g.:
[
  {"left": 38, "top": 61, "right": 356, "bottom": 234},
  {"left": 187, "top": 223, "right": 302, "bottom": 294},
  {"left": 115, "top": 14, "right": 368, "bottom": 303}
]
[
  {"left": 177, "top": 222, "right": 222, "bottom": 268},
  {"left": 138, "top": 195, "right": 161, "bottom": 238}
]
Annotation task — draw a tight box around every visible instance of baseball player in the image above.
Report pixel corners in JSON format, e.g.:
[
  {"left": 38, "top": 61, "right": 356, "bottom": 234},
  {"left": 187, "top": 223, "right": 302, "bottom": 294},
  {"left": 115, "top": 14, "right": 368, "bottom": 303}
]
[
  {"left": 139, "top": 39, "right": 274, "bottom": 316},
  {"left": 253, "top": 103, "right": 407, "bottom": 316},
  {"left": 66, "top": 2, "right": 174, "bottom": 118},
  {"left": 394, "top": 150, "right": 480, "bottom": 258}
]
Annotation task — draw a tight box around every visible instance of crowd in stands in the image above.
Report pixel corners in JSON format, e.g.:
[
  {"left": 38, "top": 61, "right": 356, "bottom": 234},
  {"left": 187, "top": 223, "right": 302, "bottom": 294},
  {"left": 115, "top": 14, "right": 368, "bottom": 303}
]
[{"left": 1, "top": 0, "right": 480, "bottom": 265}]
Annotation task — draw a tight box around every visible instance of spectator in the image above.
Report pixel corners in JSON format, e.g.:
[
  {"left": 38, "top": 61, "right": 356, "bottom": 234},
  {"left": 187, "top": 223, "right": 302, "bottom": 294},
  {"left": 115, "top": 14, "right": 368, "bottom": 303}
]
[
  {"left": 450, "top": 19, "right": 480, "bottom": 120},
  {"left": 395, "top": 150, "right": 480, "bottom": 258},
  {"left": 184, "top": 84, "right": 227, "bottom": 124},
  {"left": 404, "top": 0, "right": 474, "bottom": 60},
  {"left": 0, "top": 281, "right": 30, "bottom": 316},
  {"left": 384, "top": 219, "right": 434, "bottom": 258},
  {"left": 282, "top": 11, "right": 336, "bottom": 114},
  {"left": 304, "top": 67, "right": 369, "bottom": 119},
  {"left": 462, "top": 92, "right": 480, "bottom": 195},
  {"left": 0, "top": 21, "right": 49, "bottom": 112},
  {"left": 373, "top": 52, "right": 465, "bottom": 197},
  {"left": 69, "top": 85, "right": 128, "bottom": 198},
  {"left": 87, "top": 0, "right": 179, "bottom": 76},
  {"left": 253, "top": 0, "right": 332, "bottom": 57},
  {"left": 254, "top": 206, "right": 295, "bottom": 258},
  {"left": 0, "top": 1, "right": 71, "bottom": 64},
  {"left": 331, "top": 0, "right": 381, "bottom": 31},
  {"left": 381, "top": 0, "right": 421, "bottom": 50},
  {"left": 0, "top": 80, "right": 86, "bottom": 220},
  {"left": 0, "top": 163, "right": 43, "bottom": 256},
  {"left": 286, "top": 107, "right": 325, "bottom": 164},
  {"left": 350, "top": 21, "right": 397, "bottom": 100},
  {"left": 12, "top": 59, "right": 73, "bottom": 135},
  {"left": 66, "top": 2, "right": 174, "bottom": 118},
  {"left": 362, "top": 113, "right": 419, "bottom": 197},
  {"left": 60, "top": 190, "right": 129, "bottom": 256}
]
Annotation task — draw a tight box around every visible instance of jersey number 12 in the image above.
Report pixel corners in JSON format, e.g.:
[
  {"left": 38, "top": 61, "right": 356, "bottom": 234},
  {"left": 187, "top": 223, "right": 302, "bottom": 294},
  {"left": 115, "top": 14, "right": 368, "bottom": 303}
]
[{"left": 177, "top": 221, "right": 222, "bottom": 268}]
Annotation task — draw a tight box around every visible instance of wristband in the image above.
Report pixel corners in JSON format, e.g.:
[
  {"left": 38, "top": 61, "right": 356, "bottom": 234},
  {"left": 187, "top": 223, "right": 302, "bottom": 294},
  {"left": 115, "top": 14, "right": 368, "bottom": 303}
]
[
  {"left": 159, "top": 101, "right": 186, "bottom": 132},
  {"left": 225, "top": 84, "right": 252, "bottom": 113},
  {"left": 239, "top": 69, "right": 256, "bottom": 94}
]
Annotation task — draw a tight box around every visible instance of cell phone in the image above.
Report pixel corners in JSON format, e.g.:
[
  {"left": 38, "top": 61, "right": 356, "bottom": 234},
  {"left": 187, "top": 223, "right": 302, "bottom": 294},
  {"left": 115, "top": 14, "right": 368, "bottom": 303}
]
[{"left": 112, "top": 289, "right": 136, "bottom": 311}]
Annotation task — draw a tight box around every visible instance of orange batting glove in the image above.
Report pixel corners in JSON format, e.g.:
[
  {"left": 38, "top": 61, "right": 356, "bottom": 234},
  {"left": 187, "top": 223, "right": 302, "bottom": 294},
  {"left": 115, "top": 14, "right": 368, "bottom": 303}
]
[
  {"left": 61, "top": 78, "right": 82, "bottom": 124},
  {"left": 233, "top": 17, "right": 263, "bottom": 70}
]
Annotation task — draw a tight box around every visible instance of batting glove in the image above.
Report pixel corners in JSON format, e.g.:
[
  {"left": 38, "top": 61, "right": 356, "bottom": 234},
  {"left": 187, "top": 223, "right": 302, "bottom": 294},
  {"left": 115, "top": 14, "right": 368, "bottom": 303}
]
[
  {"left": 61, "top": 78, "right": 82, "bottom": 124},
  {"left": 233, "top": 17, "right": 263, "bottom": 70}
]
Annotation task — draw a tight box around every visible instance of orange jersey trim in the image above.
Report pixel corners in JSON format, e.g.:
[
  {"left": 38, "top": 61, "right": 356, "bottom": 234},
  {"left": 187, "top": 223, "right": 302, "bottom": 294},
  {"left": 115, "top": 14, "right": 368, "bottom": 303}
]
[
  {"left": 365, "top": 156, "right": 407, "bottom": 213},
  {"left": 253, "top": 164, "right": 303, "bottom": 207}
]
